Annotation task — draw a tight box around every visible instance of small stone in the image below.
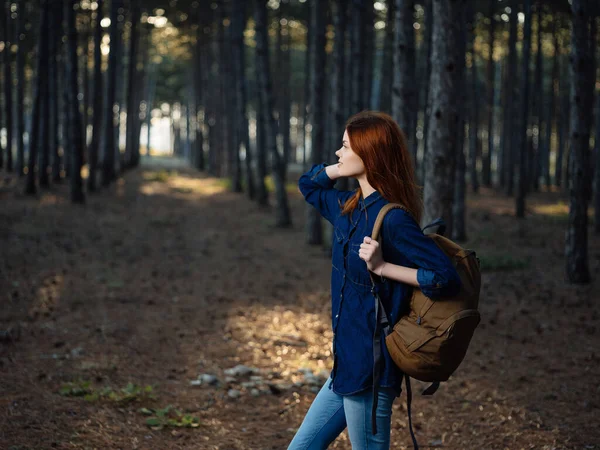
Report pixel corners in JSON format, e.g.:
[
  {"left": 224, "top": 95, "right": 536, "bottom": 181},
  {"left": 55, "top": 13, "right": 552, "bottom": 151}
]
[
  {"left": 241, "top": 381, "right": 256, "bottom": 389},
  {"left": 225, "top": 376, "right": 237, "bottom": 383},
  {"left": 250, "top": 389, "right": 260, "bottom": 397},
  {"left": 310, "top": 386, "right": 320, "bottom": 394},
  {"left": 190, "top": 380, "right": 202, "bottom": 387},
  {"left": 224, "top": 365, "right": 256, "bottom": 377},
  {"left": 228, "top": 389, "right": 242, "bottom": 399},
  {"left": 200, "top": 374, "right": 219, "bottom": 385},
  {"left": 250, "top": 375, "right": 263, "bottom": 382}
]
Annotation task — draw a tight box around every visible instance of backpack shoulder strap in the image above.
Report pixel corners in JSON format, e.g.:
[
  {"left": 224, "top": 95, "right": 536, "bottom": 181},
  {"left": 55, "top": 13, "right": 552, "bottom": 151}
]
[{"left": 371, "top": 203, "right": 410, "bottom": 241}]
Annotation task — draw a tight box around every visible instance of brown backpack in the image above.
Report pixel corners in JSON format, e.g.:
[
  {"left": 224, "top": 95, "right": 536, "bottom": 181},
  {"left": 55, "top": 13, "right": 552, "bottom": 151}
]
[{"left": 369, "top": 203, "right": 481, "bottom": 449}]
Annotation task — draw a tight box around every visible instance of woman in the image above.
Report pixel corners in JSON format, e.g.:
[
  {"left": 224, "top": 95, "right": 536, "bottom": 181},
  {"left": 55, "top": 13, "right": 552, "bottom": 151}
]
[{"left": 289, "top": 111, "right": 461, "bottom": 449}]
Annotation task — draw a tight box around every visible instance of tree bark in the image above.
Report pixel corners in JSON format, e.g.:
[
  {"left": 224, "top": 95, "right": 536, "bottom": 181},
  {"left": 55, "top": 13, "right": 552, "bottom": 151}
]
[
  {"left": 379, "top": 0, "right": 395, "bottom": 114},
  {"left": 65, "top": 0, "right": 85, "bottom": 203},
  {"left": 504, "top": 0, "right": 519, "bottom": 196},
  {"left": 102, "top": 0, "right": 121, "bottom": 186},
  {"left": 255, "top": 0, "right": 291, "bottom": 226},
  {"left": 306, "top": 0, "right": 327, "bottom": 243},
  {"left": 452, "top": 5, "right": 468, "bottom": 242},
  {"left": 392, "top": 0, "right": 417, "bottom": 163},
  {"left": 483, "top": 0, "right": 495, "bottom": 187},
  {"left": 25, "top": 0, "right": 49, "bottom": 195},
  {"left": 88, "top": 0, "right": 103, "bottom": 192},
  {"left": 14, "top": 0, "right": 26, "bottom": 176},
  {"left": 422, "top": 0, "right": 465, "bottom": 236},
  {"left": 4, "top": 0, "right": 14, "bottom": 172},
  {"left": 124, "top": 0, "right": 140, "bottom": 169},
  {"left": 516, "top": 0, "right": 532, "bottom": 218},
  {"left": 565, "top": 0, "right": 594, "bottom": 283},
  {"left": 231, "top": 0, "right": 253, "bottom": 198}
]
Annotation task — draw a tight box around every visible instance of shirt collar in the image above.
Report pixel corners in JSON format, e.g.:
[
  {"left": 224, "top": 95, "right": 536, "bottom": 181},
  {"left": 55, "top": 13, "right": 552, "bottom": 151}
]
[{"left": 359, "top": 191, "right": 382, "bottom": 210}]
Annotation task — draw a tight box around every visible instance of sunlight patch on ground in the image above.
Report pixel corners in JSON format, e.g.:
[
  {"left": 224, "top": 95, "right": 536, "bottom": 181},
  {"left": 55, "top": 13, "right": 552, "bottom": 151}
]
[
  {"left": 225, "top": 302, "right": 333, "bottom": 380},
  {"left": 139, "top": 170, "right": 228, "bottom": 197},
  {"left": 29, "top": 274, "right": 64, "bottom": 319}
]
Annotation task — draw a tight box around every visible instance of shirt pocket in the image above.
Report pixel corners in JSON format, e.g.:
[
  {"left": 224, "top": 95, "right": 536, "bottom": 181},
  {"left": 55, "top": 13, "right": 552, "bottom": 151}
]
[
  {"left": 346, "top": 242, "right": 372, "bottom": 293},
  {"left": 332, "top": 227, "right": 346, "bottom": 273}
]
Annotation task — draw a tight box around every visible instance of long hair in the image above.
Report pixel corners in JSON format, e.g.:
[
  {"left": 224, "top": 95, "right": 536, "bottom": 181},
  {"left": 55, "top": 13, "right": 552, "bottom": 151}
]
[{"left": 341, "top": 111, "right": 422, "bottom": 223}]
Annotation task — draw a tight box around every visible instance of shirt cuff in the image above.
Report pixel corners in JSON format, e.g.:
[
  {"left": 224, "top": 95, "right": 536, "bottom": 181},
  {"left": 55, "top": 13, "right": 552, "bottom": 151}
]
[{"left": 308, "top": 163, "right": 336, "bottom": 189}]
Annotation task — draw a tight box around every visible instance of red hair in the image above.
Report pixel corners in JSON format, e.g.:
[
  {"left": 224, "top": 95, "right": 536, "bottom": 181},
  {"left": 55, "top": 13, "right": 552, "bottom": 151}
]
[{"left": 341, "top": 111, "right": 422, "bottom": 223}]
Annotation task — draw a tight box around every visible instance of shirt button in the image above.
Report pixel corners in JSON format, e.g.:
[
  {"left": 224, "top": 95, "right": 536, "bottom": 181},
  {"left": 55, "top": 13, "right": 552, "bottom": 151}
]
[{"left": 335, "top": 314, "right": 339, "bottom": 318}]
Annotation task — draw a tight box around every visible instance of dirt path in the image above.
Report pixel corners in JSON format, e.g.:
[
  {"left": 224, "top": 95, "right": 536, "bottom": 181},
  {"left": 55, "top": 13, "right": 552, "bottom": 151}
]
[{"left": 1, "top": 160, "right": 598, "bottom": 449}]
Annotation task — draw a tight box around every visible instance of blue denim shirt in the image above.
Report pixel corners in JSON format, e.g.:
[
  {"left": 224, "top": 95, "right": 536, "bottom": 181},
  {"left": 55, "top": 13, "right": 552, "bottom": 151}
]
[{"left": 299, "top": 163, "right": 461, "bottom": 396}]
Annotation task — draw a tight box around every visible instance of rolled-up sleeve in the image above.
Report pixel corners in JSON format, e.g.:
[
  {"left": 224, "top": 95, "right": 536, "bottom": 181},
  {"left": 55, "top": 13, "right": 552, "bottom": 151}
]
[
  {"left": 384, "top": 209, "right": 461, "bottom": 298},
  {"left": 298, "top": 163, "right": 352, "bottom": 224}
]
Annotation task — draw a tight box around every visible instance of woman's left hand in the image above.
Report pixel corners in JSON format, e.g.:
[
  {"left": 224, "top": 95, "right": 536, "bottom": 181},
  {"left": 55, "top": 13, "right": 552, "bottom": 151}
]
[{"left": 359, "top": 236, "right": 385, "bottom": 275}]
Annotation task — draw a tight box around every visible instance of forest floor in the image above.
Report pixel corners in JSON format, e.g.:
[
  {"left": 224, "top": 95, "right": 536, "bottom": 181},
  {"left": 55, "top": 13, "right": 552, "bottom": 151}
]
[{"left": 1, "top": 156, "right": 599, "bottom": 450}]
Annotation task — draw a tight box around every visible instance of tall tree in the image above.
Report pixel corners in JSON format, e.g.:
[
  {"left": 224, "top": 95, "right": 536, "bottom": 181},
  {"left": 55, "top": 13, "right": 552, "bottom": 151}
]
[
  {"left": 452, "top": 3, "right": 468, "bottom": 242},
  {"left": 331, "top": 0, "right": 348, "bottom": 146},
  {"left": 87, "top": 0, "right": 103, "bottom": 192},
  {"left": 39, "top": 1, "right": 55, "bottom": 187},
  {"left": 306, "top": 0, "right": 327, "bottom": 243},
  {"left": 102, "top": 0, "right": 122, "bottom": 186},
  {"left": 483, "top": 0, "right": 495, "bottom": 187},
  {"left": 125, "top": 0, "right": 141, "bottom": 169},
  {"left": 65, "top": 0, "right": 85, "bottom": 203},
  {"left": 468, "top": 6, "right": 479, "bottom": 194},
  {"left": 516, "top": 0, "right": 532, "bottom": 218},
  {"left": 392, "top": 0, "right": 417, "bottom": 163},
  {"left": 379, "top": 0, "right": 395, "bottom": 113},
  {"left": 503, "top": 0, "right": 519, "bottom": 195},
  {"left": 4, "top": 0, "right": 14, "bottom": 172},
  {"left": 422, "top": 0, "right": 465, "bottom": 236},
  {"left": 231, "top": 0, "right": 254, "bottom": 198},
  {"left": 25, "top": 0, "right": 49, "bottom": 195},
  {"left": 351, "top": 0, "right": 366, "bottom": 112},
  {"left": 566, "top": 0, "right": 594, "bottom": 283},
  {"left": 532, "top": 3, "right": 544, "bottom": 191},
  {"left": 14, "top": 0, "right": 26, "bottom": 176},
  {"left": 543, "top": 15, "right": 559, "bottom": 189},
  {"left": 255, "top": 0, "right": 291, "bottom": 227}
]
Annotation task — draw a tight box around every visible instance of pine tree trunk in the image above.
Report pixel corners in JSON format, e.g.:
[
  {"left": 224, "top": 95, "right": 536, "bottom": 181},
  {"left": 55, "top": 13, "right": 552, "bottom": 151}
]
[
  {"left": 483, "top": 0, "right": 495, "bottom": 187},
  {"left": 363, "top": 1, "right": 374, "bottom": 109},
  {"left": 50, "top": 3, "right": 62, "bottom": 183},
  {"left": 102, "top": 0, "right": 121, "bottom": 186},
  {"left": 532, "top": 4, "right": 544, "bottom": 192},
  {"left": 544, "top": 17, "right": 559, "bottom": 189},
  {"left": 25, "top": 0, "right": 49, "bottom": 195},
  {"left": 87, "top": 0, "right": 103, "bottom": 192},
  {"left": 468, "top": 6, "right": 479, "bottom": 194},
  {"left": 422, "top": 0, "right": 465, "bottom": 235},
  {"left": 4, "top": 0, "right": 14, "bottom": 172},
  {"left": 556, "top": 53, "right": 569, "bottom": 188},
  {"left": 565, "top": 0, "right": 593, "bottom": 283},
  {"left": 332, "top": 0, "right": 348, "bottom": 142},
  {"left": 516, "top": 0, "right": 532, "bottom": 218},
  {"left": 306, "top": 0, "right": 327, "bottom": 243},
  {"left": 420, "top": 0, "right": 433, "bottom": 183},
  {"left": 392, "top": 0, "right": 417, "bottom": 163},
  {"left": 14, "top": 0, "right": 26, "bottom": 176},
  {"left": 452, "top": 5, "right": 468, "bottom": 242},
  {"left": 65, "top": 0, "right": 85, "bottom": 203},
  {"left": 379, "top": 0, "right": 395, "bottom": 114},
  {"left": 231, "top": 0, "right": 254, "bottom": 198},
  {"left": 124, "top": 0, "right": 140, "bottom": 169},
  {"left": 351, "top": 0, "right": 366, "bottom": 112},
  {"left": 504, "top": 0, "right": 519, "bottom": 196},
  {"left": 255, "top": 0, "right": 291, "bottom": 226}
]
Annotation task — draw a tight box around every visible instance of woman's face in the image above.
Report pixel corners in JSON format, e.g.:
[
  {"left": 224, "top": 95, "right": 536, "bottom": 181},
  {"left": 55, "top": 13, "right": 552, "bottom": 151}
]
[{"left": 335, "top": 129, "right": 365, "bottom": 178}]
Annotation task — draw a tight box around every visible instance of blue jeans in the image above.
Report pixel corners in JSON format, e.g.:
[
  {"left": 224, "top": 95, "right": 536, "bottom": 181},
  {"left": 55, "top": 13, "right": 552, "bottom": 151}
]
[{"left": 288, "top": 378, "right": 397, "bottom": 450}]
